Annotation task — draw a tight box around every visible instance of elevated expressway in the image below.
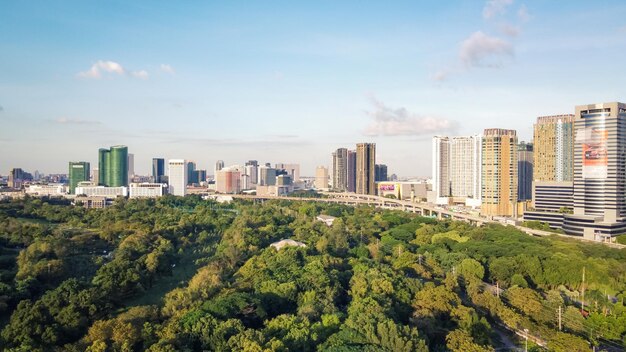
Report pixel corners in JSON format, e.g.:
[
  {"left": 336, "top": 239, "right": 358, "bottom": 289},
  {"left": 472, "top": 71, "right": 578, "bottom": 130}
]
[{"left": 228, "top": 192, "right": 625, "bottom": 249}]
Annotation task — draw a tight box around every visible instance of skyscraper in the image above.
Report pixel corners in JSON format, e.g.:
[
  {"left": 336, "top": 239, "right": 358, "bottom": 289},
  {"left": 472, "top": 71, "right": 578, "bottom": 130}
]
[
  {"left": 258, "top": 166, "right": 277, "bottom": 186},
  {"left": 562, "top": 102, "right": 626, "bottom": 238},
  {"left": 432, "top": 136, "right": 451, "bottom": 201},
  {"left": 187, "top": 161, "right": 197, "bottom": 185},
  {"left": 356, "top": 143, "right": 376, "bottom": 195},
  {"left": 98, "top": 145, "right": 128, "bottom": 187},
  {"left": 517, "top": 142, "right": 533, "bottom": 201},
  {"left": 533, "top": 115, "right": 574, "bottom": 182},
  {"left": 168, "top": 159, "right": 187, "bottom": 196},
  {"left": 214, "top": 160, "right": 224, "bottom": 177},
  {"left": 481, "top": 129, "right": 518, "bottom": 217},
  {"left": 332, "top": 148, "right": 348, "bottom": 191},
  {"left": 152, "top": 158, "right": 165, "bottom": 183},
  {"left": 449, "top": 135, "right": 482, "bottom": 202},
  {"left": 245, "top": 160, "right": 259, "bottom": 185},
  {"left": 347, "top": 150, "right": 356, "bottom": 193},
  {"left": 375, "top": 164, "right": 388, "bottom": 182},
  {"left": 68, "top": 162, "right": 90, "bottom": 194}
]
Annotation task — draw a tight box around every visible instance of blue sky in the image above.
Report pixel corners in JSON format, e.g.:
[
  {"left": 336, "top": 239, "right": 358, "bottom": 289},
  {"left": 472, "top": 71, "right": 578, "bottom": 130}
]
[{"left": 1, "top": 0, "right": 626, "bottom": 177}]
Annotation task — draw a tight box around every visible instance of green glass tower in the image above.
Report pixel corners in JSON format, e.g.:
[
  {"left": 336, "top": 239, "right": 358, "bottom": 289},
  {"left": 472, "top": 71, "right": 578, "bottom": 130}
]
[
  {"left": 98, "top": 145, "right": 128, "bottom": 187},
  {"left": 69, "top": 162, "right": 90, "bottom": 194}
]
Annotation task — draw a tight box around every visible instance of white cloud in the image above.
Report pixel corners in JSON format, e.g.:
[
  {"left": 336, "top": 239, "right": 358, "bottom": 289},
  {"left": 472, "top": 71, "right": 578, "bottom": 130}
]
[
  {"left": 483, "top": 0, "right": 514, "bottom": 19},
  {"left": 364, "top": 97, "right": 456, "bottom": 136},
  {"left": 500, "top": 23, "right": 520, "bottom": 37},
  {"left": 54, "top": 117, "right": 101, "bottom": 125},
  {"left": 77, "top": 60, "right": 150, "bottom": 79},
  {"left": 517, "top": 4, "right": 530, "bottom": 22},
  {"left": 160, "top": 64, "right": 175, "bottom": 74},
  {"left": 77, "top": 60, "right": 126, "bottom": 79},
  {"left": 459, "top": 31, "right": 513, "bottom": 67},
  {"left": 131, "top": 70, "right": 149, "bottom": 79}
]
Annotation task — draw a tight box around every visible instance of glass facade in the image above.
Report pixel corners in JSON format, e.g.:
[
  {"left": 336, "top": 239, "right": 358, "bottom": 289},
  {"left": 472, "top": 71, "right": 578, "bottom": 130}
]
[
  {"left": 68, "top": 161, "right": 90, "bottom": 194},
  {"left": 98, "top": 145, "right": 128, "bottom": 187}
]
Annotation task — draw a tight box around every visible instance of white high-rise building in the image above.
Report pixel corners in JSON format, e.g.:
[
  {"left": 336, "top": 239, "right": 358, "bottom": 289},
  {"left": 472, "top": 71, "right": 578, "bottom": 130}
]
[
  {"left": 168, "top": 159, "right": 187, "bottom": 196},
  {"left": 450, "top": 135, "right": 482, "bottom": 203},
  {"left": 431, "top": 136, "right": 450, "bottom": 204}
]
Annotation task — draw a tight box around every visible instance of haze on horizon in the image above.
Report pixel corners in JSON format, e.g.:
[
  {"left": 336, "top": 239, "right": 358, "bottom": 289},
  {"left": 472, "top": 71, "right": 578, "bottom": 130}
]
[{"left": 1, "top": 0, "right": 626, "bottom": 177}]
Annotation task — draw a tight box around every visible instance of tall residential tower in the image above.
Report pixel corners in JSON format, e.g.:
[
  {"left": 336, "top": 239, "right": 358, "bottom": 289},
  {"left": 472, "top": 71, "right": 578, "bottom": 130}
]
[
  {"left": 356, "top": 143, "right": 376, "bottom": 195},
  {"left": 481, "top": 129, "right": 518, "bottom": 217}
]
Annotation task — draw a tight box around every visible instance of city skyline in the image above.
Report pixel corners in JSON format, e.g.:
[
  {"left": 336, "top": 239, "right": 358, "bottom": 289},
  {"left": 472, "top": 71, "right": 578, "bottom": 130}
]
[{"left": 2, "top": 1, "right": 626, "bottom": 176}]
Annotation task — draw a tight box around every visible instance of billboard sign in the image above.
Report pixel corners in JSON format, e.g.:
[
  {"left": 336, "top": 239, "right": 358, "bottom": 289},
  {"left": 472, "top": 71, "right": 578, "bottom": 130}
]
[
  {"left": 379, "top": 184, "right": 396, "bottom": 191},
  {"left": 581, "top": 127, "right": 608, "bottom": 179}
]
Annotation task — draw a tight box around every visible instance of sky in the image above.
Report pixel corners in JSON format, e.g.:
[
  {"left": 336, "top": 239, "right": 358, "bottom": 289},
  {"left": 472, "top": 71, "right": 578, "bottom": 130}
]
[{"left": 1, "top": 0, "right": 626, "bottom": 177}]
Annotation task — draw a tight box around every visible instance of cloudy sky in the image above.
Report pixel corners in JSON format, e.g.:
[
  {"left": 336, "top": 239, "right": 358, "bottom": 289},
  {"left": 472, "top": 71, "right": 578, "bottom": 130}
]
[{"left": 1, "top": 0, "right": 626, "bottom": 177}]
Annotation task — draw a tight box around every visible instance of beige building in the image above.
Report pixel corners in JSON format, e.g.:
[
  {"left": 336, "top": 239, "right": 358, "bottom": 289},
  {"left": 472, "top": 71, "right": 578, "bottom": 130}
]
[
  {"left": 481, "top": 129, "right": 518, "bottom": 217},
  {"left": 356, "top": 143, "right": 376, "bottom": 195},
  {"left": 533, "top": 115, "right": 574, "bottom": 182},
  {"left": 216, "top": 168, "right": 241, "bottom": 194},
  {"left": 314, "top": 166, "right": 329, "bottom": 190}
]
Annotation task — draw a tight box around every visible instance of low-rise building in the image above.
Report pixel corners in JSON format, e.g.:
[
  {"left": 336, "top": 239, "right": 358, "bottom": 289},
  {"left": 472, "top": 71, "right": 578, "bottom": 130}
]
[
  {"left": 75, "top": 186, "right": 128, "bottom": 197},
  {"left": 25, "top": 184, "right": 67, "bottom": 197},
  {"left": 129, "top": 183, "right": 166, "bottom": 198}
]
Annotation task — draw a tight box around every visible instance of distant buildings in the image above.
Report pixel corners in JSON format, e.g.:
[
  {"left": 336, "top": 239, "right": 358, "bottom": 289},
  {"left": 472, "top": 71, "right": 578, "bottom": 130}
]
[
  {"left": 245, "top": 160, "right": 259, "bottom": 185},
  {"left": 187, "top": 161, "right": 197, "bottom": 185},
  {"left": 356, "top": 143, "right": 376, "bottom": 195},
  {"left": 8, "top": 168, "right": 32, "bottom": 188},
  {"left": 275, "top": 163, "right": 300, "bottom": 183},
  {"left": 533, "top": 115, "right": 574, "bottom": 182},
  {"left": 68, "top": 162, "right": 90, "bottom": 194},
  {"left": 76, "top": 185, "right": 128, "bottom": 197},
  {"left": 98, "top": 145, "right": 128, "bottom": 187},
  {"left": 168, "top": 159, "right": 187, "bottom": 196},
  {"left": 258, "top": 166, "right": 277, "bottom": 186},
  {"left": 481, "top": 129, "right": 518, "bottom": 217}
]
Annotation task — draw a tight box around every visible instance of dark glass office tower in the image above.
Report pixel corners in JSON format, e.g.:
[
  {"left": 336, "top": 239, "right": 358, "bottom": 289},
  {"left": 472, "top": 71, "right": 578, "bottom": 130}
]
[{"left": 152, "top": 158, "right": 165, "bottom": 183}]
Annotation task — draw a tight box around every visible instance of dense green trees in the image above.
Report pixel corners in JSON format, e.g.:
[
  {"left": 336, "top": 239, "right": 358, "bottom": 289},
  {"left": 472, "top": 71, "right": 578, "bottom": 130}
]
[{"left": 1, "top": 196, "right": 625, "bottom": 350}]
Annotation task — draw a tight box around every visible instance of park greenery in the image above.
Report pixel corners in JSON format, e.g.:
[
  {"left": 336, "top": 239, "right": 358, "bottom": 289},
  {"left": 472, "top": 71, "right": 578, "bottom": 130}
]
[{"left": 1, "top": 196, "right": 626, "bottom": 351}]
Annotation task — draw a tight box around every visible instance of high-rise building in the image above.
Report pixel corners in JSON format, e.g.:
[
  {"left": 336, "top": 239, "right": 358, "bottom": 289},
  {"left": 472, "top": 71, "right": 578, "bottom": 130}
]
[
  {"left": 481, "top": 129, "right": 518, "bottom": 217},
  {"left": 375, "top": 164, "right": 388, "bottom": 182},
  {"left": 245, "top": 160, "right": 259, "bottom": 185},
  {"left": 98, "top": 145, "right": 129, "bottom": 187},
  {"left": 152, "top": 158, "right": 165, "bottom": 183},
  {"left": 275, "top": 163, "right": 300, "bottom": 182},
  {"left": 517, "top": 142, "right": 533, "bottom": 201},
  {"left": 562, "top": 102, "right": 626, "bottom": 239},
  {"left": 214, "top": 160, "right": 224, "bottom": 177},
  {"left": 332, "top": 148, "right": 348, "bottom": 191},
  {"left": 258, "top": 166, "right": 277, "bottom": 186},
  {"left": 195, "top": 170, "right": 207, "bottom": 184},
  {"left": 347, "top": 150, "right": 357, "bottom": 193},
  {"left": 187, "top": 161, "right": 197, "bottom": 185},
  {"left": 356, "top": 143, "right": 376, "bottom": 195},
  {"left": 449, "top": 135, "right": 482, "bottom": 202},
  {"left": 68, "top": 162, "right": 90, "bottom": 194},
  {"left": 533, "top": 115, "right": 574, "bottom": 182},
  {"left": 216, "top": 168, "right": 241, "bottom": 194},
  {"left": 127, "top": 153, "right": 135, "bottom": 182},
  {"left": 168, "top": 159, "right": 187, "bottom": 196},
  {"left": 432, "top": 136, "right": 451, "bottom": 201},
  {"left": 92, "top": 168, "right": 99, "bottom": 185},
  {"left": 315, "top": 166, "right": 329, "bottom": 190}
]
